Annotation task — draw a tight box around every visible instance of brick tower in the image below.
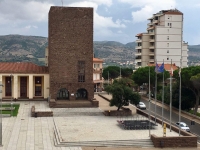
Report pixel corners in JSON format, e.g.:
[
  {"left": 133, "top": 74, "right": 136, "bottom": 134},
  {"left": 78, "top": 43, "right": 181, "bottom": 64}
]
[{"left": 48, "top": 6, "right": 94, "bottom": 107}]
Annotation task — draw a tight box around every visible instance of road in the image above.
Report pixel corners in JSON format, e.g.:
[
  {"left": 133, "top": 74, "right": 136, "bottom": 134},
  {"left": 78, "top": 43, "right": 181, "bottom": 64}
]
[{"left": 140, "top": 98, "right": 200, "bottom": 141}]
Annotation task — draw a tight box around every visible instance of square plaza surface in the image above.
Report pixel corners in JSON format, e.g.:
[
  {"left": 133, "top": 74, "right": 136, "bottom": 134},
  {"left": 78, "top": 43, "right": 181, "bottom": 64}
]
[{"left": 1, "top": 100, "right": 186, "bottom": 150}]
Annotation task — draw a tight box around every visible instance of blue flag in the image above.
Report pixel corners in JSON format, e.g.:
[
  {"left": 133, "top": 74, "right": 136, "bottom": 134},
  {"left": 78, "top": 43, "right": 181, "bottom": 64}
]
[{"left": 155, "top": 63, "right": 164, "bottom": 73}]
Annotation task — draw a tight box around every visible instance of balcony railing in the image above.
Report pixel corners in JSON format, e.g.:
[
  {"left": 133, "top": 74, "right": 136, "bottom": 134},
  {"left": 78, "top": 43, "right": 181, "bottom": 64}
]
[
  {"left": 149, "top": 39, "right": 155, "bottom": 42},
  {"left": 149, "top": 59, "right": 154, "bottom": 62},
  {"left": 135, "top": 53, "right": 142, "bottom": 56},
  {"left": 135, "top": 46, "right": 142, "bottom": 49},
  {"left": 149, "top": 52, "right": 154, "bottom": 56},
  {"left": 135, "top": 59, "right": 142, "bottom": 63},
  {"left": 149, "top": 46, "right": 155, "bottom": 49},
  {"left": 93, "top": 68, "right": 103, "bottom": 72},
  {"left": 136, "top": 39, "right": 142, "bottom": 43}
]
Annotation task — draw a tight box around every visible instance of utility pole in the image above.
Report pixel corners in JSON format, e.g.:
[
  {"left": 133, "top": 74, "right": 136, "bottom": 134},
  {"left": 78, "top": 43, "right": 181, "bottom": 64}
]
[{"left": 0, "top": 81, "right": 3, "bottom": 146}]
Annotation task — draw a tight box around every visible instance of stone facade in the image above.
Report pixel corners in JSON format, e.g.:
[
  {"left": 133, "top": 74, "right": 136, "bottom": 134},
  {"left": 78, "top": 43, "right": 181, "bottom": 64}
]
[{"left": 48, "top": 6, "right": 94, "bottom": 103}]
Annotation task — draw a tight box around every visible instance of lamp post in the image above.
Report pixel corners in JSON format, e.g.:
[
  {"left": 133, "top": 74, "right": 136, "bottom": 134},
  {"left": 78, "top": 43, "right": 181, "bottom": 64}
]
[
  {"left": 0, "top": 81, "right": 3, "bottom": 146},
  {"left": 10, "top": 75, "right": 13, "bottom": 117}
]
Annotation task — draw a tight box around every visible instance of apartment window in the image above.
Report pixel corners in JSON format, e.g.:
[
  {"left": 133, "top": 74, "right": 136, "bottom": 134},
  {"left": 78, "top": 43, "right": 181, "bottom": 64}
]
[
  {"left": 167, "top": 50, "right": 169, "bottom": 53},
  {"left": 167, "top": 36, "right": 169, "bottom": 40},
  {"left": 94, "top": 64, "right": 100, "bottom": 68},
  {"left": 167, "top": 43, "right": 169, "bottom": 47},
  {"left": 168, "top": 23, "right": 172, "bottom": 27},
  {"left": 167, "top": 57, "right": 169, "bottom": 60},
  {"left": 78, "top": 61, "right": 85, "bottom": 82},
  {"left": 150, "top": 56, "right": 154, "bottom": 59}
]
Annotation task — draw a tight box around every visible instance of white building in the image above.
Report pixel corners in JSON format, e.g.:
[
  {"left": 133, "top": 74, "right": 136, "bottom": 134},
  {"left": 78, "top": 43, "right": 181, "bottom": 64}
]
[{"left": 135, "top": 9, "right": 188, "bottom": 69}]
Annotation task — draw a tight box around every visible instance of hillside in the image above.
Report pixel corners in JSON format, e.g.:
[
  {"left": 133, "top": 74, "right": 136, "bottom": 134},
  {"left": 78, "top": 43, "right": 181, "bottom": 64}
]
[{"left": 0, "top": 35, "right": 199, "bottom": 66}]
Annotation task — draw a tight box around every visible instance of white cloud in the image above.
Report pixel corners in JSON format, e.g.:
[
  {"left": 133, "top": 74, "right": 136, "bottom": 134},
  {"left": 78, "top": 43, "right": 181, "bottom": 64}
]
[
  {"left": 25, "top": 25, "right": 38, "bottom": 29},
  {"left": 69, "top": 1, "right": 126, "bottom": 38},
  {"left": 0, "top": 0, "right": 53, "bottom": 23},
  {"left": 119, "top": 0, "right": 176, "bottom": 23}
]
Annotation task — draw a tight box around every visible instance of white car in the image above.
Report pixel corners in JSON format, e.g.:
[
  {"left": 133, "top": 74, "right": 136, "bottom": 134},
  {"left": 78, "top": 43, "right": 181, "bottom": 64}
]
[
  {"left": 137, "top": 102, "right": 146, "bottom": 110},
  {"left": 175, "top": 122, "right": 190, "bottom": 132}
]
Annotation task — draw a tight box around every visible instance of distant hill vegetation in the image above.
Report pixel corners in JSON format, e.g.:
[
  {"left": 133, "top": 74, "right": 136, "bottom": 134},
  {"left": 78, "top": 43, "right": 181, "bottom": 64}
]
[{"left": 0, "top": 35, "right": 199, "bottom": 66}]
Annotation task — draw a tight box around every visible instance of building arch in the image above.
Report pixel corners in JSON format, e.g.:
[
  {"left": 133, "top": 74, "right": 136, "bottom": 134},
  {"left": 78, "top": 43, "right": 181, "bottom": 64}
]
[
  {"left": 57, "top": 88, "right": 69, "bottom": 100},
  {"left": 76, "top": 88, "right": 88, "bottom": 100}
]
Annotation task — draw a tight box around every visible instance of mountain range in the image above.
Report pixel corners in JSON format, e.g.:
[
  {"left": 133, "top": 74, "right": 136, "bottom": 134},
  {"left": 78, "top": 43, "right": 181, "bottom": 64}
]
[{"left": 0, "top": 35, "right": 199, "bottom": 66}]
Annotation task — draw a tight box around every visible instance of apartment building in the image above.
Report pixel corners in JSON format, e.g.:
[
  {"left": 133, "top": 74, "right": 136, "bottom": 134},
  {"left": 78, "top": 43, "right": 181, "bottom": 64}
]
[{"left": 135, "top": 9, "right": 188, "bottom": 69}]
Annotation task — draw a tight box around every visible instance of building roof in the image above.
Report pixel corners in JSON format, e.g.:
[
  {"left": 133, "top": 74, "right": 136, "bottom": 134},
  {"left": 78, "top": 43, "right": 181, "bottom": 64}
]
[
  {"left": 93, "top": 58, "right": 103, "bottom": 62},
  {"left": 0, "top": 62, "right": 48, "bottom": 74},
  {"left": 135, "top": 33, "right": 143, "bottom": 37}
]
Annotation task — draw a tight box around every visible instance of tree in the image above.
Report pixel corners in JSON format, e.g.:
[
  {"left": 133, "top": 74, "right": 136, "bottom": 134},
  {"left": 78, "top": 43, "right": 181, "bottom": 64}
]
[
  {"left": 173, "top": 66, "right": 200, "bottom": 115},
  {"left": 190, "top": 73, "right": 200, "bottom": 114},
  {"left": 102, "top": 66, "right": 120, "bottom": 80},
  {"left": 121, "top": 68, "right": 133, "bottom": 78},
  {"left": 105, "top": 78, "right": 140, "bottom": 110},
  {"left": 132, "top": 66, "right": 170, "bottom": 92}
]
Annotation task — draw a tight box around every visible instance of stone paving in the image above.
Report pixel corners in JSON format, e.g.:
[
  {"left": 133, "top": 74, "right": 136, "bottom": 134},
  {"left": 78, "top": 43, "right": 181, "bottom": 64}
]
[{"left": 1, "top": 94, "right": 199, "bottom": 150}]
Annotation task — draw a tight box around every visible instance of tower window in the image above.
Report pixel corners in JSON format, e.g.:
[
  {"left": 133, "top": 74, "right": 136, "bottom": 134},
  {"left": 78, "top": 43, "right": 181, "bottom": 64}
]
[{"left": 78, "top": 61, "right": 85, "bottom": 82}]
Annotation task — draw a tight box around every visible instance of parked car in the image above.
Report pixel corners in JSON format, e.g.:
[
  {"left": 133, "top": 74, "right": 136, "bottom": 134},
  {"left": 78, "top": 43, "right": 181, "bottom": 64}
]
[
  {"left": 137, "top": 102, "right": 146, "bottom": 110},
  {"left": 175, "top": 122, "right": 190, "bottom": 132}
]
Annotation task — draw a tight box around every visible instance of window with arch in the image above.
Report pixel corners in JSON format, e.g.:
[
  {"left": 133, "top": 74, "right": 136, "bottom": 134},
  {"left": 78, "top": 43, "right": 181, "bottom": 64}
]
[
  {"left": 76, "top": 88, "right": 88, "bottom": 100},
  {"left": 57, "top": 88, "right": 69, "bottom": 100}
]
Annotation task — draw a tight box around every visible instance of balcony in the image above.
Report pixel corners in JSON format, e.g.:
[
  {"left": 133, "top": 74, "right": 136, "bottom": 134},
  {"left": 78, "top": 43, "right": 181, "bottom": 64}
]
[
  {"left": 135, "top": 59, "right": 142, "bottom": 63},
  {"left": 148, "top": 22, "right": 153, "bottom": 26},
  {"left": 135, "top": 46, "right": 142, "bottom": 49},
  {"left": 149, "top": 59, "right": 154, "bottom": 63},
  {"left": 149, "top": 31, "right": 155, "bottom": 35},
  {"left": 136, "top": 39, "right": 142, "bottom": 43},
  {"left": 149, "top": 52, "right": 154, "bottom": 56},
  {"left": 153, "top": 20, "right": 158, "bottom": 24},
  {"left": 147, "top": 26, "right": 155, "bottom": 30},
  {"left": 135, "top": 65, "right": 141, "bottom": 69},
  {"left": 149, "top": 46, "right": 155, "bottom": 49},
  {"left": 93, "top": 68, "right": 103, "bottom": 72},
  {"left": 149, "top": 39, "right": 155, "bottom": 42},
  {"left": 135, "top": 52, "right": 142, "bottom": 56}
]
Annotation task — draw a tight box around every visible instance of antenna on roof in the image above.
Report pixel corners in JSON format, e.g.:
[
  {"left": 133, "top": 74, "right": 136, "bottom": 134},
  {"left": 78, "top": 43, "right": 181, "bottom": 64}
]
[{"left": 61, "top": 0, "right": 63, "bottom": 6}]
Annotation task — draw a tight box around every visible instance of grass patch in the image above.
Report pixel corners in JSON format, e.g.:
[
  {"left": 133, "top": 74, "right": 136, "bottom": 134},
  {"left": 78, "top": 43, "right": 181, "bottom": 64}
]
[
  {"left": 189, "top": 110, "right": 200, "bottom": 117},
  {"left": 0, "top": 104, "right": 20, "bottom": 116}
]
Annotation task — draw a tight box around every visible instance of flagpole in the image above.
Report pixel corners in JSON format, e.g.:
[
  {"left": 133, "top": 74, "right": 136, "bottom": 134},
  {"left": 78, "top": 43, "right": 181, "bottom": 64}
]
[
  {"left": 170, "top": 59, "right": 172, "bottom": 132},
  {"left": 155, "top": 60, "right": 157, "bottom": 124},
  {"left": 162, "top": 59, "right": 164, "bottom": 126},
  {"left": 179, "top": 59, "right": 182, "bottom": 136},
  {"left": 148, "top": 62, "right": 151, "bottom": 137}
]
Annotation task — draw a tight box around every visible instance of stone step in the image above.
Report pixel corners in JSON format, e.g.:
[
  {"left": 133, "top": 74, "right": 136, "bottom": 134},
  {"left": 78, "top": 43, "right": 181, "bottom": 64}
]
[{"left": 53, "top": 123, "right": 154, "bottom": 147}]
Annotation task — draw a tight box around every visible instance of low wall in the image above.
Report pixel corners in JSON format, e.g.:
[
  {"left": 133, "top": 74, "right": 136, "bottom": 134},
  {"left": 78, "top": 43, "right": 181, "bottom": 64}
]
[
  {"left": 151, "top": 134, "right": 197, "bottom": 148},
  {"left": 137, "top": 109, "right": 197, "bottom": 148},
  {"left": 104, "top": 109, "right": 132, "bottom": 116},
  {"left": 31, "top": 105, "right": 53, "bottom": 117}
]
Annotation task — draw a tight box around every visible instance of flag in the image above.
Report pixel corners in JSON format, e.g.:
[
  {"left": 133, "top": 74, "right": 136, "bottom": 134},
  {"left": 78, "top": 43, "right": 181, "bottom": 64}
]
[{"left": 155, "top": 63, "right": 164, "bottom": 73}]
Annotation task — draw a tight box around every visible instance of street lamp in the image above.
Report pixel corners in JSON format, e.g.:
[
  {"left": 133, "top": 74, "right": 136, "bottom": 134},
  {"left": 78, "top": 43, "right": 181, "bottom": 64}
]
[
  {"left": 10, "top": 75, "right": 13, "bottom": 117},
  {"left": 0, "top": 82, "right": 3, "bottom": 146}
]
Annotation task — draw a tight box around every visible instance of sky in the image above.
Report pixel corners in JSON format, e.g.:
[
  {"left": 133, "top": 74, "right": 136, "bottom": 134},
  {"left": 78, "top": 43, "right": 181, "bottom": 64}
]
[{"left": 0, "top": 0, "right": 200, "bottom": 45}]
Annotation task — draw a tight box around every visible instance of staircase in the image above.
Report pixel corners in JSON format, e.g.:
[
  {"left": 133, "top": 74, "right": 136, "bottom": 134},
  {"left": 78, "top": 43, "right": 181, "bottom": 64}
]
[{"left": 53, "top": 120, "right": 154, "bottom": 148}]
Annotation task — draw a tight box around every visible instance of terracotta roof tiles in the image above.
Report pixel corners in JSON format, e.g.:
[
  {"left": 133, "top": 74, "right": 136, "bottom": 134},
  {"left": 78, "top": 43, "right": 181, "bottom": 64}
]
[
  {"left": 0, "top": 62, "right": 48, "bottom": 74},
  {"left": 93, "top": 58, "right": 103, "bottom": 62}
]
